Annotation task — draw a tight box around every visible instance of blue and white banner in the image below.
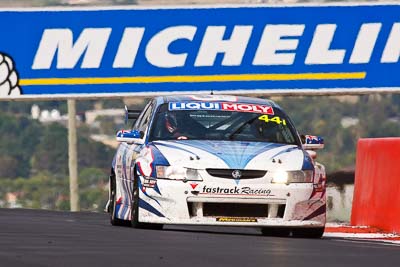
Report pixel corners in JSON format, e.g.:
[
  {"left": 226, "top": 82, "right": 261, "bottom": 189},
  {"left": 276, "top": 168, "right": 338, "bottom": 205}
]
[{"left": 1, "top": 4, "right": 400, "bottom": 99}]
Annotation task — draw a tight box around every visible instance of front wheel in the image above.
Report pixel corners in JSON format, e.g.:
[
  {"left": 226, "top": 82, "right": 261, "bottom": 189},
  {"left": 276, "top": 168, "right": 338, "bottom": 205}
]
[
  {"left": 292, "top": 227, "right": 325, "bottom": 238},
  {"left": 131, "top": 173, "right": 163, "bottom": 230}
]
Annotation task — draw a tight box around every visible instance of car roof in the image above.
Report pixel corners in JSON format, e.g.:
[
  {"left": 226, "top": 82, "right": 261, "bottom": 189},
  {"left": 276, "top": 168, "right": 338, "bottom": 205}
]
[{"left": 154, "top": 94, "right": 279, "bottom": 107}]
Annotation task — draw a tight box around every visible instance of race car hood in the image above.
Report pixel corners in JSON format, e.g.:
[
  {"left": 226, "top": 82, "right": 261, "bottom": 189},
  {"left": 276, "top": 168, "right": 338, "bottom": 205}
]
[{"left": 151, "top": 140, "right": 312, "bottom": 171}]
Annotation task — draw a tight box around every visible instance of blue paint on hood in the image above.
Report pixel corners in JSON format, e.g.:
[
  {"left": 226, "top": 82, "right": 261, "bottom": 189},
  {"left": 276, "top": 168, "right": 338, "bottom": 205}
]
[
  {"left": 148, "top": 143, "right": 170, "bottom": 167},
  {"left": 167, "top": 140, "right": 291, "bottom": 169}
]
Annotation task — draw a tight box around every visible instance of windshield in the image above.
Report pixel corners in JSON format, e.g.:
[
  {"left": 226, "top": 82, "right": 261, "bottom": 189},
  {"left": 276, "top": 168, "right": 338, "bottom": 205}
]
[{"left": 149, "top": 103, "right": 299, "bottom": 145}]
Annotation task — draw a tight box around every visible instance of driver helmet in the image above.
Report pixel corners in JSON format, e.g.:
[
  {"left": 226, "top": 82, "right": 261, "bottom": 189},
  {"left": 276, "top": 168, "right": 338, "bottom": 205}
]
[{"left": 165, "top": 112, "right": 179, "bottom": 134}]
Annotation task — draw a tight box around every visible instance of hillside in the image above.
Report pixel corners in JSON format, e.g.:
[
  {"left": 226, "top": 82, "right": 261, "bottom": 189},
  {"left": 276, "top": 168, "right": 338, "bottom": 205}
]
[{"left": 0, "top": 94, "right": 399, "bottom": 210}]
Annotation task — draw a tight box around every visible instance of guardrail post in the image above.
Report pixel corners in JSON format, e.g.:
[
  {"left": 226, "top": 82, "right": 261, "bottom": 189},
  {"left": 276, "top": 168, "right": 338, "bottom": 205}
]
[{"left": 68, "top": 99, "right": 80, "bottom": 211}]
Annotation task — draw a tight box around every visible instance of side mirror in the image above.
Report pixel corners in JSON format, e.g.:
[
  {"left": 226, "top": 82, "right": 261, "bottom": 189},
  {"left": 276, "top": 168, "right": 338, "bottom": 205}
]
[
  {"left": 301, "top": 135, "right": 324, "bottom": 150},
  {"left": 116, "top": 130, "right": 144, "bottom": 145}
]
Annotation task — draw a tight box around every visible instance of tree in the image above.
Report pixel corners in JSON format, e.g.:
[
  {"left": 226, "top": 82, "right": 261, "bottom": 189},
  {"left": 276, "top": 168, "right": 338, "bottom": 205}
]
[
  {"left": 0, "top": 155, "right": 18, "bottom": 178},
  {"left": 0, "top": 112, "right": 41, "bottom": 177},
  {"left": 31, "top": 123, "right": 69, "bottom": 176}
]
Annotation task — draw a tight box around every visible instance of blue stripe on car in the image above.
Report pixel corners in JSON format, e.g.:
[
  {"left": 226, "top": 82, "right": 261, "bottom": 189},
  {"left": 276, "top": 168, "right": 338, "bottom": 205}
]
[
  {"left": 269, "top": 146, "right": 299, "bottom": 159},
  {"left": 302, "top": 151, "right": 314, "bottom": 170},
  {"left": 149, "top": 144, "right": 170, "bottom": 166},
  {"left": 137, "top": 172, "right": 162, "bottom": 205},
  {"left": 153, "top": 141, "right": 200, "bottom": 158},
  {"left": 121, "top": 147, "right": 130, "bottom": 219},
  {"left": 138, "top": 198, "right": 165, "bottom": 218},
  {"left": 170, "top": 140, "right": 285, "bottom": 169},
  {"left": 115, "top": 203, "right": 121, "bottom": 218},
  {"left": 153, "top": 184, "right": 162, "bottom": 195}
]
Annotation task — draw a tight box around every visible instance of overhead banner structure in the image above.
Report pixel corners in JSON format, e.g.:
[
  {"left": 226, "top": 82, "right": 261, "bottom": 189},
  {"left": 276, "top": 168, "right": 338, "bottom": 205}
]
[{"left": 1, "top": 4, "right": 400, "bottom": 99}]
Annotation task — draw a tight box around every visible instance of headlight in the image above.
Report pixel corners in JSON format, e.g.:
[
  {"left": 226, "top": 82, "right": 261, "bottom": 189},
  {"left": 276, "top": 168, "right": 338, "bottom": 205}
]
[
  {"left": 156, "top": 166, "right": 203, "bottom": 181},
  {"left": 271, "top": 170, "right": 289, "bottom": 184},
  {"left": 271, "top": 170, "right": 313, "bottom": 184}
]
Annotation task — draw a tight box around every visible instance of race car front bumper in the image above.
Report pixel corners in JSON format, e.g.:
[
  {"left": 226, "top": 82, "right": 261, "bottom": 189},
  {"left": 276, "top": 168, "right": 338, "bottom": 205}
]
[{"left": 136, "top": 178, "right": 326, "bottom": 228}]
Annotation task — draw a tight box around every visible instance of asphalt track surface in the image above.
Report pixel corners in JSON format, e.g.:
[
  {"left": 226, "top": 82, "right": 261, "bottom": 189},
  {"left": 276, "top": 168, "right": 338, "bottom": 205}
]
[{"left": 0, "top": 209, "right": 398, "bottom": 267}]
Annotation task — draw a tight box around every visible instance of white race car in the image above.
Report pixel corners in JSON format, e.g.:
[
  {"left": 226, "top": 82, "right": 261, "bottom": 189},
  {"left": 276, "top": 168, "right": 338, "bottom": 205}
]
[{"left": 107, "top": 95, "right": 326, "bottom": 238}]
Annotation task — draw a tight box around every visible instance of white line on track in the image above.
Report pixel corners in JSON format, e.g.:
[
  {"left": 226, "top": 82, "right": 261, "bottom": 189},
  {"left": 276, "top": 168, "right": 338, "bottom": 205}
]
[
  {"left": 331, "top": 238, "right": 400, "bottom": 247},
  {"left": 324, "top": 233, "right": 399, "bottom": 239}
]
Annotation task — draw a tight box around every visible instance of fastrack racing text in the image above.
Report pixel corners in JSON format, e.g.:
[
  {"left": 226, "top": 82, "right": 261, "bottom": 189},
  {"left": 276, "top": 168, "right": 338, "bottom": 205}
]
[{"left": 201, "top": 186, "right": 273, "bottom": 196}]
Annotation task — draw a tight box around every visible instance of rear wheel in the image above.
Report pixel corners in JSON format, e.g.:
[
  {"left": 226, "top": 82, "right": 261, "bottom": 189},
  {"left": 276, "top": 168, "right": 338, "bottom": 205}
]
[
  {"left": 131, "top": 173, "right": 163, "bottom": 230},
  {"left": 109, "top": 173, "right": 128, "bottom": 226},
  {"left": 292, "top": 227, "right": 325, "bottom": 238},
  {"left": 261, "top": 227, "right": 291, "bottom": 237}
]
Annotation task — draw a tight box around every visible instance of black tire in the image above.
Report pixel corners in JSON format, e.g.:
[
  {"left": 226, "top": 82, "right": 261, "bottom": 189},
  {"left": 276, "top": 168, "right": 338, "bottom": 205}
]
[
  {"left": 131, "top": 173, "right": 163, "bottom": 230},
  {"left": 292, "top": 227, "right": 325, "bottom": 239},
  {"left": 109, "top": 173, "right": 129, "bottom": 226},
  {"left": 261, "top": 227, "right": 291, "bottom": 237}
]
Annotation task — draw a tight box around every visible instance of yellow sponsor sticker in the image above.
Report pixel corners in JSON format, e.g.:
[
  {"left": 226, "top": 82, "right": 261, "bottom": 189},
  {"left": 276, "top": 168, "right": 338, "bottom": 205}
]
[
  {"left": 258, "top": 115, "right": 287, "bottom": 125},
  {"left": 216, "top": 217, "right": 258, "bottom": 223}
]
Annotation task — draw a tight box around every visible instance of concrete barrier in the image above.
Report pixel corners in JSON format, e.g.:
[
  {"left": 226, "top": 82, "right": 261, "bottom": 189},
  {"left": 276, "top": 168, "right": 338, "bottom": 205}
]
[
  {"left": 351, "top": 138, "right": 400, "bottom": 233},
  {"left": 327, "top": 184, "right": 354, "bottom": 222}
]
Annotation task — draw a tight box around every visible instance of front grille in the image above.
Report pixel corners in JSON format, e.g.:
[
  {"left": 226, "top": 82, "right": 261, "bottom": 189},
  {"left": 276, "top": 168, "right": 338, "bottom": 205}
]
[
  {"left": 204, "top": 203, "right": 268, "bottom": 217},
  {"left": 206, "top": 169, "right": 267, "bottom": 179},
  {"left": 187, "top": 202, "right": 286, "bottom": 218}
]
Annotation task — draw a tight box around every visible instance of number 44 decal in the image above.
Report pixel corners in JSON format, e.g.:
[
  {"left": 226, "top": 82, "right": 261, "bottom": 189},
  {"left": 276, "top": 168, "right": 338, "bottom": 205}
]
[{"left": 258, "top": 115, "right": 287, "bottom": 125}]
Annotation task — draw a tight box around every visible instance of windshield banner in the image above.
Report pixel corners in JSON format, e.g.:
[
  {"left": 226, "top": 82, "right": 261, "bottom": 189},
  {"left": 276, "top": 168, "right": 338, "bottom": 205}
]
[{"left": 1, "top": 4, "right": 400, "bottom": 99}]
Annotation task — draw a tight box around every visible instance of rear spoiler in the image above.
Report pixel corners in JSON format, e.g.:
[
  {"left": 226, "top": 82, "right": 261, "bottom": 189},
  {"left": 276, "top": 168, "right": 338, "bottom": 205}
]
[{"left": 124, "top": 105, "right": 141, "bottom": 124}]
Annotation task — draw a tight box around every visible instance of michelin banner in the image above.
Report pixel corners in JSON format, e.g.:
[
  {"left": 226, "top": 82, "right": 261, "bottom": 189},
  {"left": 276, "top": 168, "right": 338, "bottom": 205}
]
[{"left": 1, "top": 4, "right": 400, "bottom": 99}]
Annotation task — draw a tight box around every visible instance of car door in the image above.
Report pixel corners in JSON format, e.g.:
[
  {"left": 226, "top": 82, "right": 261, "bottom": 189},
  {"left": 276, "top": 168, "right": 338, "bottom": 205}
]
[{"left": 124, "top": 100, "right": 155, "bottom": 182}]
